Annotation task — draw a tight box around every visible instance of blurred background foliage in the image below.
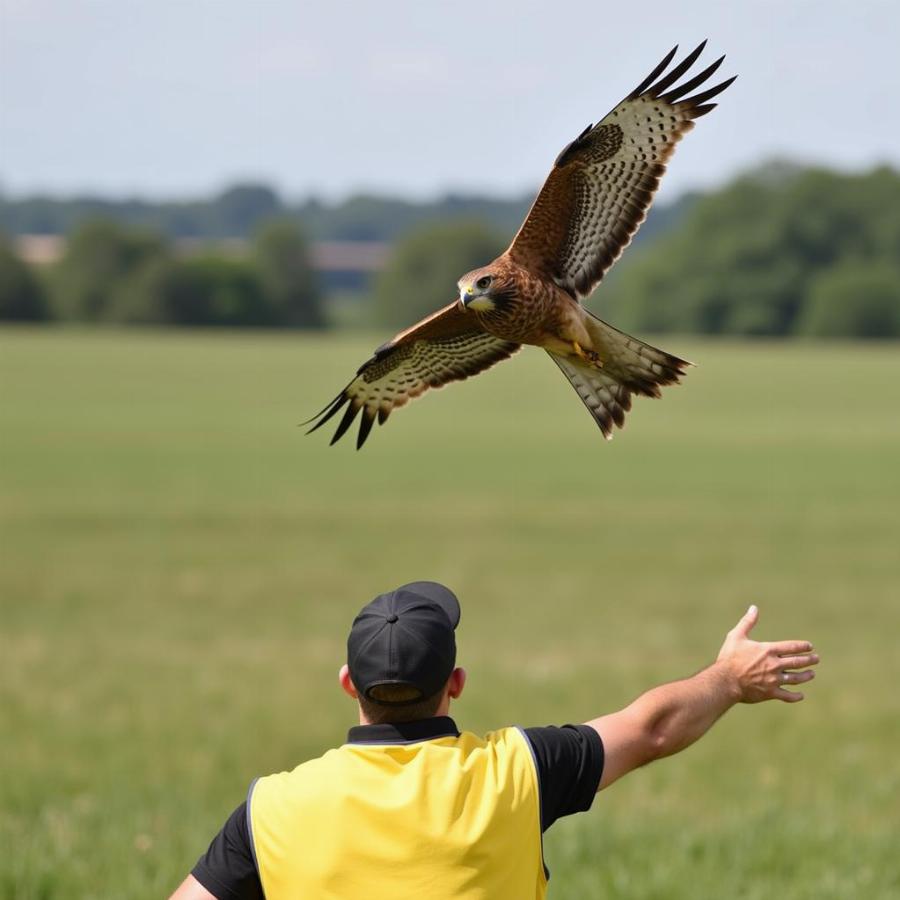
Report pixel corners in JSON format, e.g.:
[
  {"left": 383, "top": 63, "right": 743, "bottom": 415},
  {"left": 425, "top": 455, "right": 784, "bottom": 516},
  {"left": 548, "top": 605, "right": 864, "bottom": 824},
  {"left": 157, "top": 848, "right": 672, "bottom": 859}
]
[
  {"left": 0, "top": 239, "right": 47, "bottom": 322},
  {"left": 1, "top": 160, "right": 899, "bottom": 337},
  {"left": 601, "top": 163, "right": 900, "bottom": 338},
  {"left": 373, "top": 221, "right": 506, "bottom": 328}
]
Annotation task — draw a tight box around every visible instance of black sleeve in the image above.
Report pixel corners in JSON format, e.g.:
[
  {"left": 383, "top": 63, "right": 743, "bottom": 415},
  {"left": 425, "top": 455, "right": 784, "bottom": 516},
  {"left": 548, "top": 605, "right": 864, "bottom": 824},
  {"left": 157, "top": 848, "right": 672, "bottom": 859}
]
[
  {"left": 191, "top": 801, "right": 264, "bottom": 900},
  {"left": 522, "top": 724, "right": 605, "bottom": 831}
]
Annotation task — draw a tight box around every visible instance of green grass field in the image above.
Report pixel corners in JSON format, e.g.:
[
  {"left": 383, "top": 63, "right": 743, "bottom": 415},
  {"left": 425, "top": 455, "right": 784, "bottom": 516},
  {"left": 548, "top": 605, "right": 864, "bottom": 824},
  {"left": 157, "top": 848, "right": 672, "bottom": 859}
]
[{"left": 2, "top": 327, "right": 899, "bottom": 899}]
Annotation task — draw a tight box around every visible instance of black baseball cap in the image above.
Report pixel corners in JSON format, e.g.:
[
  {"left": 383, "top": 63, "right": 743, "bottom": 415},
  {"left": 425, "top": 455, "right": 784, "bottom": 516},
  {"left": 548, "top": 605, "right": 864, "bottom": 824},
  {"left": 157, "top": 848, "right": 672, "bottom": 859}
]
[{"left": 347, "top": 581, "right": 461, "bottom": 704}]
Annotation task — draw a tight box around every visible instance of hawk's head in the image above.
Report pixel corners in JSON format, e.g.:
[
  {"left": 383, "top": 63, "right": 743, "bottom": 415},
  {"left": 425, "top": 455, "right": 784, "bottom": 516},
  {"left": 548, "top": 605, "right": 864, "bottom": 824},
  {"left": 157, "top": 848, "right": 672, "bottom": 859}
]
[{"left": 457, "top": 268, "right": 513, "bottom": 312}]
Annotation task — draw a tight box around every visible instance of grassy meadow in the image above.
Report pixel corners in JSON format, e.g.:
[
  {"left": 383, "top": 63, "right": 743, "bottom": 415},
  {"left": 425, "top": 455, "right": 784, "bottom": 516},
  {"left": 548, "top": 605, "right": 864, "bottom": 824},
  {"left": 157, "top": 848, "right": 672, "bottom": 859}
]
[{"left": 2, "top": 327, "right": 899, "bottom": 898}]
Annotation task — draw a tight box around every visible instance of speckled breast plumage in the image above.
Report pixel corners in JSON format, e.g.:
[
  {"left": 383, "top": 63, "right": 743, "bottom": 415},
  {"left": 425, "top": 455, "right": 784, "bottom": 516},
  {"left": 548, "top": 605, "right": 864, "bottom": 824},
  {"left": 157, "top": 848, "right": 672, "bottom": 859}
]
[{"left": 471, "top": 263, "right": 565, "bottom": 346}]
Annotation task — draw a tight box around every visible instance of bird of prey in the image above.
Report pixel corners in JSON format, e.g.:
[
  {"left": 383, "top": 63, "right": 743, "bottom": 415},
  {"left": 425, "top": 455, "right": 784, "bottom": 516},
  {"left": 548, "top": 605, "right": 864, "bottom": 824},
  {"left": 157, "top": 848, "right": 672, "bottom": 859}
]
[{"left": 307, "top": 42, "right": 735, "bottom": 449}]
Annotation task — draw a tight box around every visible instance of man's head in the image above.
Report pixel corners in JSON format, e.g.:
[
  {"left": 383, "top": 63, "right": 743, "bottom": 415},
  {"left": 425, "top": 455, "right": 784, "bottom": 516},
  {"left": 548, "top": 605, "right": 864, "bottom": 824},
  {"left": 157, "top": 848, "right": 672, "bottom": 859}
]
[{"left": 340, "top": 581, "right": 466, "bottom": 724}]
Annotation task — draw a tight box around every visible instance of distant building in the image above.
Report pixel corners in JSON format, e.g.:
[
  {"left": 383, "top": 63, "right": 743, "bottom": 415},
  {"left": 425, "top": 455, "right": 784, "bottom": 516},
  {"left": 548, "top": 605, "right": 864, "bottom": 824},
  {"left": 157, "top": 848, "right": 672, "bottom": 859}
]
[
  {"left": 14, "top": 235, "right": 389, "bottom": 293},
  {"left": 310, "top": 241, "right": 389, "bottom": 293}
]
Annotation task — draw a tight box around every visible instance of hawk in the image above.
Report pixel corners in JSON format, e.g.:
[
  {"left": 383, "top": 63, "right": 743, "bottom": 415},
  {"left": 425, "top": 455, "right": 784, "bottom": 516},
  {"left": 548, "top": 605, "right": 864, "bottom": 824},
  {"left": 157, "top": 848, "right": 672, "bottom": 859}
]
[{"left": 308, "top": 42, "right": 735, "bottom": 448}]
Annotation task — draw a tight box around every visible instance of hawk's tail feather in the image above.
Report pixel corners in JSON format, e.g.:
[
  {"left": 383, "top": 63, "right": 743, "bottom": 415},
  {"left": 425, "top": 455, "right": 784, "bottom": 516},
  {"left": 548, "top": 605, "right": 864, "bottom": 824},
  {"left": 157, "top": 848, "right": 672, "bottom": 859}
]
[
  {"left": 548, "top": 315, "right": 691, "bottom": 440},
  {"left": 547, "top": 353, "right": 631, "bottom": 440}
]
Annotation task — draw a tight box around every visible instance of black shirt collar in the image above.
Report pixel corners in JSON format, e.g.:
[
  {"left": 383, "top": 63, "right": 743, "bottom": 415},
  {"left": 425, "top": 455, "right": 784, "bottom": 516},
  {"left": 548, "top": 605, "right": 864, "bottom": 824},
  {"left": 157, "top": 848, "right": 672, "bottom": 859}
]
[{"left": 346, "top": 716, "right": 460, "bottom": 745}]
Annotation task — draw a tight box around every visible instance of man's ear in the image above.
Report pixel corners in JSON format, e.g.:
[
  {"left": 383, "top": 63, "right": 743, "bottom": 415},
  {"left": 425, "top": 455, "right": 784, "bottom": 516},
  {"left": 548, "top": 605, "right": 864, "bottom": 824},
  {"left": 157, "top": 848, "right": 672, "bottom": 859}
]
[
  {"left": 339, "top": 664, "right": 358, "bottom": 699},
  {"left": 448, "top": 667, "right": 466, "bottom": 700}
]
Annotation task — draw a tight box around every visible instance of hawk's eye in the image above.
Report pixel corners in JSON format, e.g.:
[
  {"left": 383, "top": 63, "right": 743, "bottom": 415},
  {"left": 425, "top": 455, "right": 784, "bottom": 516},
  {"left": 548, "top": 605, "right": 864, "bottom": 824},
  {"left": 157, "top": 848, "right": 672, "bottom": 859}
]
[{"left": 476, "top": 276, "right": 492, "bottom": 290}]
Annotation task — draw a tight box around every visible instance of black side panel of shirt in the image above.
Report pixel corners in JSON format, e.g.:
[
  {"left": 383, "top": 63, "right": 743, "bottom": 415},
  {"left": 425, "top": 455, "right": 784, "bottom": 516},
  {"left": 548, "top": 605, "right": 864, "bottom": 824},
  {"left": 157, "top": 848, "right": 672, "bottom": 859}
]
[
  {"left": 523, "top": 723, "right": 605, "bottom": 831},
  {"left": 192, "top": 723, "right": 604, "bottom": 899},
  {"left": 192, "top": 802, "right": 263, "bottom": 900}
]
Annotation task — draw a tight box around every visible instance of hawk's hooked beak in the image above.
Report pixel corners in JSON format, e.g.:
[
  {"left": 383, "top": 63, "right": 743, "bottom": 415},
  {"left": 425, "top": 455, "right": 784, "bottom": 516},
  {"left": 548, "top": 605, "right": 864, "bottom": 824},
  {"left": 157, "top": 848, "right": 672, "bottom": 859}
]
[{"left": 459, "top": 284, "right": 474, "bottom": 308}]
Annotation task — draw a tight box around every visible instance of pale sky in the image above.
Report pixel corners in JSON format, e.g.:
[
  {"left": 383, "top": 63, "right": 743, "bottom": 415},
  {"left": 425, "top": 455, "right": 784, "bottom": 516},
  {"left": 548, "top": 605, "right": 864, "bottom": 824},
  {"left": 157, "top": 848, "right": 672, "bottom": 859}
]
[{"left": 1, "top": 0, "right": 898, "bottom": 202}]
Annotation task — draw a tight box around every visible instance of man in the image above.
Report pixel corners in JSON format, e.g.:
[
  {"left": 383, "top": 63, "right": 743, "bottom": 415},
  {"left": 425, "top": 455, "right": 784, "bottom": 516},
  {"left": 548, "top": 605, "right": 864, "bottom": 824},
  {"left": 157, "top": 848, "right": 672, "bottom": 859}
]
[{"left": 170, "top": 581, "right": 818, "bottom": 899}]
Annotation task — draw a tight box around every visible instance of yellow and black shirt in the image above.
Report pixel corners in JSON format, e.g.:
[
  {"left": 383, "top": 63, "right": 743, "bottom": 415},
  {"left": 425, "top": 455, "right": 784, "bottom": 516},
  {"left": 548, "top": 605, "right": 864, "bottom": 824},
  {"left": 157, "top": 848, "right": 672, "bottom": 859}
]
[{"left": 192, "top": 717, "right": 603, "bottom": 899}]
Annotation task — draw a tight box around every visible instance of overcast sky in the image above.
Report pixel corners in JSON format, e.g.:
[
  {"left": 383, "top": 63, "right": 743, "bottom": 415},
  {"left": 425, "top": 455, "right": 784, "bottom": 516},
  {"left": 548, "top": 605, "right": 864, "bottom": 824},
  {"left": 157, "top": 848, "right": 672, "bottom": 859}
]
[{"left": 1, "top": 0, "right": 898, "bottom": 202}]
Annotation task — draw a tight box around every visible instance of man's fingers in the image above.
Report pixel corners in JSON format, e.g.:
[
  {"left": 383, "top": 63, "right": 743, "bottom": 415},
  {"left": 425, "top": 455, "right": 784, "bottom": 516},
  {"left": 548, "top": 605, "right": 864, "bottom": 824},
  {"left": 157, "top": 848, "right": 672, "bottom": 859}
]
[
  {"left": 771, "top": 640, "right": 814, "bottom": 655},
  {"left": 732, "top": 604, "right": 759, "bottom": 638},
  {"left": 777, "top": 653, "right": 819, "bottom": 670},
  {"left": 780, "top": 669, "right": 816, "bottom": 685},
  {"left": 774, "top": 687, "right": 804, "bottom": 703}
]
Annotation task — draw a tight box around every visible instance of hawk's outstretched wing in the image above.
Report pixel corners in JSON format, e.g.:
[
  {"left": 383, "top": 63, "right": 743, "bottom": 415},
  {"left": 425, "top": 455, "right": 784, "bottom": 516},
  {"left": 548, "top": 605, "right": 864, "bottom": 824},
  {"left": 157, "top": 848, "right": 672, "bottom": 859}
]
[
  {"left": 506, "top": 41, "right": 735, "bottom": 300},
  {"left": 305, "top": 302, "right": 520, "bottom": 448}
]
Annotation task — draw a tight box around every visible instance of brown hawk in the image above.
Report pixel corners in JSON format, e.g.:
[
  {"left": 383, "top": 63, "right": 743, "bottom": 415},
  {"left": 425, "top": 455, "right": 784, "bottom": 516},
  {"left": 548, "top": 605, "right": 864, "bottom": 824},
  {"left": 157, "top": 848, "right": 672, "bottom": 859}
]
[{"left": 307, "top": 42, "right": 735, "bottom": 448}]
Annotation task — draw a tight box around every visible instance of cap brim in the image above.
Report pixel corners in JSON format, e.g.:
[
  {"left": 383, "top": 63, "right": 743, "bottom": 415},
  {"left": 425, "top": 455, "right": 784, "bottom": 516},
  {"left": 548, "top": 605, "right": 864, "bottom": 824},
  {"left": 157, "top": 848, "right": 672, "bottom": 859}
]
[{"left": 396, "top": 581, "right": 460, "bottom": 628}]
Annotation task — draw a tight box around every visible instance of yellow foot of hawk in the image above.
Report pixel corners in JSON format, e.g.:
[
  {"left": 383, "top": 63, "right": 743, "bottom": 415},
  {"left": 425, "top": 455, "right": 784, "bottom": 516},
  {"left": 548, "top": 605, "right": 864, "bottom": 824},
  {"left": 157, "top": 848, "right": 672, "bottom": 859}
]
[{"left": 572, "top": 341, "right": 604, "bottom": 368}]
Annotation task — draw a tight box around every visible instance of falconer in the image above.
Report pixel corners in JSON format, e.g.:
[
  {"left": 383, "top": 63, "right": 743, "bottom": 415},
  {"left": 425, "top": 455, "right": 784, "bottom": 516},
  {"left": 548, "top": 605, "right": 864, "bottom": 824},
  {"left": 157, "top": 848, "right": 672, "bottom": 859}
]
[{"left": 169, "top": 580, "right": 818, "bottom": 899}]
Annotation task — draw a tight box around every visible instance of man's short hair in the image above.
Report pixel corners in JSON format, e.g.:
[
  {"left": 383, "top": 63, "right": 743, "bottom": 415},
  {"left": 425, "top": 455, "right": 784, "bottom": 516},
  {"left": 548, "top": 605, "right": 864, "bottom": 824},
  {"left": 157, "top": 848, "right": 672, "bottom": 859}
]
[{"left": 358, "top": 684, "right": 444, "bottom": 724}]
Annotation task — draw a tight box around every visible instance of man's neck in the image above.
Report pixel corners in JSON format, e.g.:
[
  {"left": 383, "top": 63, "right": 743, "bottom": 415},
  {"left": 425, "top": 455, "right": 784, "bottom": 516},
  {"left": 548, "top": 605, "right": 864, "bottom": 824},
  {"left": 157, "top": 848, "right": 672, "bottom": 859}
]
[{"left": 357, "top": 701, "right": 451, "bottom": 726}]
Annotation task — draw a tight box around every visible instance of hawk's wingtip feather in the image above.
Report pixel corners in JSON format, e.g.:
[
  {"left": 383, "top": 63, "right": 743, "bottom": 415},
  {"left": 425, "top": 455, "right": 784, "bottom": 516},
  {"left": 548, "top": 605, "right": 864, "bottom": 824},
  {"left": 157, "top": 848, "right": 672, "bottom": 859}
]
[
  {"left": 300, "top": 387, "right": 353, "bottom": 430},
  {"left": 329, "top": 402, "right": 361, "bottom": 445},
  {"left": 629, "top": 45, "right": 679, "bottom": 99},
  {"left": 356, "top": 409, "right": 376, "bottom": 449},
  {"left": 660, "top": 55, "right": 726, "bottom": 104},
  {"left": 683, "top": 75, "right": 737, "bottom": 110},
  {"left": 648, "top": 41, "right": 708, "bottom": 98}
]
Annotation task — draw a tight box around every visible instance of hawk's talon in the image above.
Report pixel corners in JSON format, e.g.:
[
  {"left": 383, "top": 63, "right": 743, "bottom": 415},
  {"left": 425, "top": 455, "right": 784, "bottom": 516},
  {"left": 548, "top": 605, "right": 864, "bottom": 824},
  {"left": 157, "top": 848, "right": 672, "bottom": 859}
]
[{"left": 572, "top": 341, "right": 604, "bottom": 367}]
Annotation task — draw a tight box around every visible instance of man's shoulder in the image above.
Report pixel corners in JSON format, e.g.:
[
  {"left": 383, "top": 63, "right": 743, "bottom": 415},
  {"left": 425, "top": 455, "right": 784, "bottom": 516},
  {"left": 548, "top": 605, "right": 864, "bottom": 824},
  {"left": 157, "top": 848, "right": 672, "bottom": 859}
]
[
  {"left": 461, "top": 724, "right": 523, "bottom": 743},
  {"left": 253, "top": 746, "right": 348, "bottom": 796}
]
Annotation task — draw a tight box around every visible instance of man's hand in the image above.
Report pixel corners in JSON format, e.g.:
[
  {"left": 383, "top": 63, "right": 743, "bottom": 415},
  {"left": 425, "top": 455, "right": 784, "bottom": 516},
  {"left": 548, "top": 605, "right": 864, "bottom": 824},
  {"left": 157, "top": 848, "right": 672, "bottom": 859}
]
[
  {"left": 588, "top": 605, "right": 820, "bottom": 790},
  {"left": 715, "top": 605, "right": 819, "bottom": 704}
]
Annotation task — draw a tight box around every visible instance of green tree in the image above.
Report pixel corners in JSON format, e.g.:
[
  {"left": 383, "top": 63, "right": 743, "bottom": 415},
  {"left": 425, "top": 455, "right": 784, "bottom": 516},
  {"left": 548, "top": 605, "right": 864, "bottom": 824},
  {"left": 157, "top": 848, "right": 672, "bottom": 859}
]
[
  {"left": 107, "top": 255, "right": 179, "bottom": 324},
  {"left": 603, "top": 164, "right": 900, "bottom": 338},
  {"left": 797, "top": 261, "right": 900, "bottom": 338},
  {"left": 51, "top": 219, "right": 168, "bottom": 321},
  {"left": 165, "top": 257, "right": 273, "bottom": 327},
  {"left": 212, "top": 184, "right": 282, "bottom": 236},
  {"left": 0, "top": 235, "right": 49, "bottom": 321},
  {"left": 253, "top": 220, "right": 324, "bottom": 328},
  {"left": 106, "top": 253, "right": 274, "bottom": 327},
  {"left": 373, "top": 221, "right": 506, "bottom": 329}
]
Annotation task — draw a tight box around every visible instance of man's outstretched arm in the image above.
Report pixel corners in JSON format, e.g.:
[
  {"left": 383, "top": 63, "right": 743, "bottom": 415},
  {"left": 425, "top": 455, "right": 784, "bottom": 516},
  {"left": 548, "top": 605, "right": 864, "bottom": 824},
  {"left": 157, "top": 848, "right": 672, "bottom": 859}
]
[
  {"left": 168, "top": 875, "right": 217, "bottom": 900},
  {"left": 587, "top": 605, "right": 819, "bottom": 790}
]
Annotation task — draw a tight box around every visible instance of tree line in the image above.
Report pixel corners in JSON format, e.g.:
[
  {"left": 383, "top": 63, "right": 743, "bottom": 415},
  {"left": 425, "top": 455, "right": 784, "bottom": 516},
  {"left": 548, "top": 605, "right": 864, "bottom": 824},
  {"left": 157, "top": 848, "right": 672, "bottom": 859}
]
[
  {"left": 0, "top": 220, "right": 324, "bottom": 328},
  {"left": 0, "top": 181, "right": 692, "bottom": 245},
  {"left": 0, "top": 184, "right": 533, "bottom": 243},
  {"left": 2, "top": 162, "right": 898, "bottom": 337},
  {"left": 601, "top": 163, "right": 900, "bottom": 339}
]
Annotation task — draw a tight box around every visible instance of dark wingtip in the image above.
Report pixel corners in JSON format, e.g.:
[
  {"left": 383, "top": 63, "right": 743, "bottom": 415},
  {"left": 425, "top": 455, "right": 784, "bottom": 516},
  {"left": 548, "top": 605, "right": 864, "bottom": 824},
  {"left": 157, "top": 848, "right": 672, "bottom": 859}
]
[
  {"left": 356, "top": 407, "right": 376, "bottom": 450},
  {"left": 660, "top": 54, "right": 726, "bottom": 103},
  {"left": 648, "top": 40, "right": 708, "bottom": 97},
  {"left": 629, "top": 44, "right": 679, "bottom": 99},
  {"left": 683, "top": 74, "right": 737, "bottom": 111},
  {"left": 329, "top": 401, "right": 361, "bottom": 446},
  {"left": 303, "top": 392, "right": 350, "bottom": 434}
]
